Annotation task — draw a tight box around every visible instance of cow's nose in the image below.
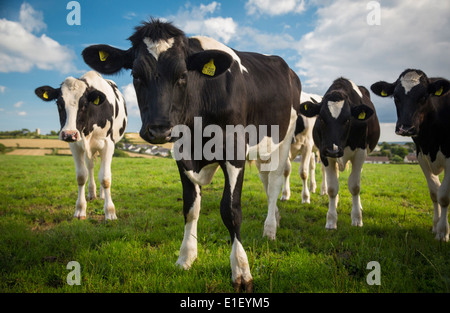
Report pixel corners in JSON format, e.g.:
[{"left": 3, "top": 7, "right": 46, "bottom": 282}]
[
  {"left": 61, "top": 130, "right": 79, "bottom": 142},
  {"left": 142, "top": 125, "right": 172, "bottom": 144},
  {"left": 324, "top": 145, "right": 343, "bottom": 158},
  {"left": 395, "top": 124, "right": 416, "bottom": 137}
]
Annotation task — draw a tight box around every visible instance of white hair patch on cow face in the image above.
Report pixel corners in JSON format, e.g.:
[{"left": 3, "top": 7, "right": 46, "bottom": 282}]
[
  {"left": 350, "top": 80, "right": 363, "bottom": 98},
  {"left": 143, "top": 37, "right": 175, "bottom": 60},
  {"left": 60, "top": 77, "right": 87, "bottom": 136},
  {"left": 327, "top": 100, "right": 345, "bottom": 119},
  {"left": 400, "top": 71, "right": 422, "bottom": 94}
]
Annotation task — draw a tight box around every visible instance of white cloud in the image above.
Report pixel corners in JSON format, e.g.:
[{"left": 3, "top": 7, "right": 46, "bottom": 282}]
[
  {"left": 0, "top": 86, "right": 6, "bottom": 93},
  {"left": 17, "top": 111, "right": 27, "bottom": 116},
  {"left": 233, "top": 26, "right": 296, "bottom": 53},
  {"left": 167, "top": 2, "right": 237, "bottom": 44},
  {"left": 295, "top": 0, "right": 450, "bottom": 94},
  {"left": 13, "top": 101, "right": 24, "bottom": 108},
  {"left": 19, "top": 2, "right": 46, "bottom": 33},
  {"left": 246, "top": 0, "right": 306, "bottom": 16},
  {"left": 121, "top": 83, "right": 140, "bottom": 117},
  {"left": 123, "top": 12, "right": 137, "bottom": 20},
  {"left": 0, "top": 3, "right": 77, "bottom": 73}
]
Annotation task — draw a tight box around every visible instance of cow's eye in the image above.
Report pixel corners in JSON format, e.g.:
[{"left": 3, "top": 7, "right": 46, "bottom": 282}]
[
  {"left": 177, "top": 72, "right": 187, "bottom": 86},
  {"left": 132, "top": 72, "right": 141, "bottom": 82}
]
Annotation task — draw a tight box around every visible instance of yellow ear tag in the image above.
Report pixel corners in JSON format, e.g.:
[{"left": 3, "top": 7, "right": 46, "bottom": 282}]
[
  {"left": 381, "top": 90, "right": 388, "bottom": 97},
  {"left": 93, "top": 96, "right": 100, "bottom": 105},
  {"left": 304, "top": 104, "right": 308, "bottom": 111},
  {"left": 202, "top": 59, "right": 216, "bottom": 76},
  {"left": 43, "top": 91, "right": 49, "bottom": 99},
  {"left": 435, "top": 86, "right": 444, "bottom": 96},
  {"left": 99, "top": 50, "right": 109, "bottom": 62},
  {"left": 358, "top": 111, "right": 366, "bottom": 120}
]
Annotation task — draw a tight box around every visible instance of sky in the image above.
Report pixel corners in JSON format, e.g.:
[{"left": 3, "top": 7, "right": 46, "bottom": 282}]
[{"left": 1, "top": 0, "right": 449, "bottom": 142}]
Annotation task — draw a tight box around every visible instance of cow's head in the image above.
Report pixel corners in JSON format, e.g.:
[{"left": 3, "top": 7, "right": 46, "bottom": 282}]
[
  {"left": 300, "top": 78, "right": 374, "bottom": 160},
  {"left": 35, "top": 71, "right": 112, "bottom": 142},
  {"left": 371, "top": 69, "right": 450, "bottom": 137},
  {"left": 82, "top": 19, "right": 233, "bottom": 144}
]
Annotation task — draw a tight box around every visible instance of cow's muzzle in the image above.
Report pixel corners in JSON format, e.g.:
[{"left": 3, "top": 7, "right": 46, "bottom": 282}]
[
  {"left": 324, "top": 145, "right": 344, "bottom": 158},
  {"left": 60, "top": 130, "right": 80, "bottom": 142},
  {"left": 141, "top": 125, "right": 172, "bottom": 144},
  {"left": 395, "top": 124, "right": 416, "bottom": 137}
]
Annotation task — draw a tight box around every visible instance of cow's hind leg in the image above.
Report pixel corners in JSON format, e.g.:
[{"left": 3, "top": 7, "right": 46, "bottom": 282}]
[
  {"left": 221, "top": 161, "right": 252, "bottom": 292},
  {"left": 99, "top": 140, "right": 116, "bottom": 220}
]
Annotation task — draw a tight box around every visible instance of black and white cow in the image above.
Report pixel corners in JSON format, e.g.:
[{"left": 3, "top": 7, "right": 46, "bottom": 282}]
[
  {"left": 371, "top": 69, "right": 450, "bottom": 241},
  {"left": 281, "top": 92, "right": 327, "bottom": 203},
  {"left": 82, "top": 19, "right": 301, "bottom": 291},
  {"left": 300, "top": 78, "right": 380, "bottom": 229},
  {"left": 35, "top": 71, "right": 127, "bottom": 221}
]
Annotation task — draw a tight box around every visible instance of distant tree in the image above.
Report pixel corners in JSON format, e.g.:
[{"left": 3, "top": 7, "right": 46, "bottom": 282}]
[
  {"left": 391, "top": 155, "right": 404, "bottom": 163},
  {"left": 391, "top": 146, "right": 408, "bottom": 159}
]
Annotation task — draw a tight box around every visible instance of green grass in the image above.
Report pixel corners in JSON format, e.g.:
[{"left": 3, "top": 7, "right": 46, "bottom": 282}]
[{"left": 0, "top": 155, "right": 449, "bottom": 293}]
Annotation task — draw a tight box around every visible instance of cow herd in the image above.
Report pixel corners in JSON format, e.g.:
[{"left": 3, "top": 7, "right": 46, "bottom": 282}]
[{"left": 34, "top": 19, "right": 449, "bottom": 292}]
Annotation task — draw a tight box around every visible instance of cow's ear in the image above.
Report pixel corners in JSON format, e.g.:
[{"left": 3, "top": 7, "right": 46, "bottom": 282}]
[
  {"left": 35, "top": 86, "right": 60, "bottom": 102},
  {"left": 370, "top": 81, "right": 395, "bottom": 97},
  {"left": 82, "top": 44, "right": 134, "bottom": 75},
  {"left": 87, "top": 90, "right": 106, "bottom": 106},
  {"left": 428, "top": 79, "right": 450, "bottom": 97},
  {"left": 187, "top": 50, "right": 234, "bottom": 78},
  {"left": 299, "top": 101, "right": 321, "bottom": 118},
  {"left": 351, "top": 104, "right": 374, "bottom": 121}
]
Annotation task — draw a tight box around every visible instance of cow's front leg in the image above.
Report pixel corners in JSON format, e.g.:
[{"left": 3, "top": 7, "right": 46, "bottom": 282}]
[
  {"left": 99, "top": 140, "right": 116, "bottom": 220},
  {"left": 176, "top": 165, "right": 201, "bottom": 270},
  {"left": 71, "top": 143, "right": 88, "bottom": 220},
  {"left": 436, "top": 164, "right": 449, "bottom": 242},
  {"left": 309, "top": 152, "right": 317, "bottom": 193},
  {"left": 325, "top": 158, "right": 339, "bottom": 229},
  {"left": 86, "top": 155, "right": 97, "bottom": 201},
  {"left": 299, "top": 145, "right": 312, "bottom": 203},
  {"left": 221, "top": 161, "right": 252, "bottom": 292},
  {"left": 418, "top": 155, "right": 442, "bottom": 235},
  {"left": 280, "top": 158, "right": 291, "bottom": 201},
  {"left": 348, "top": 149, "right": 366, "bottom": 227}
]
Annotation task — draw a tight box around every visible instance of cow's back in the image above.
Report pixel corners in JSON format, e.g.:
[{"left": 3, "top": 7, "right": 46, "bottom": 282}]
[{"left": 237, "top": 52, "right": 301, "bottom": 140}]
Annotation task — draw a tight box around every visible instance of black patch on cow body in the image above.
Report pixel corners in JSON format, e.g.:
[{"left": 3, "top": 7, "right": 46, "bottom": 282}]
[
  {"left": 294, "top": 115, "right": 305, "bottom": 135},
  {"left": 412, "top": 92, "right": 450, "bottom": 161},
  {"left": 119, "top": 118, "right": 127, "bottom": 137}
]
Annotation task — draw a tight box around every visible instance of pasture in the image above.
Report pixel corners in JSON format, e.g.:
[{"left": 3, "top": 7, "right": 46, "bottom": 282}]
[{"left": 0, "top": 154, "right": 449, "bottom": 293}]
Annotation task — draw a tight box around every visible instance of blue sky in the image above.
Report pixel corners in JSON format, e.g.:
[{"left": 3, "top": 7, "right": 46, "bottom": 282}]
[{"left": 1, "top": 0, "right": 450, "bottom": 142}]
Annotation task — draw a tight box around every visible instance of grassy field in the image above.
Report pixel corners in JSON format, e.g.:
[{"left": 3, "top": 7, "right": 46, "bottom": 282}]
[{"left": 0, "top": 154, "right": 449, "bottom": 293}]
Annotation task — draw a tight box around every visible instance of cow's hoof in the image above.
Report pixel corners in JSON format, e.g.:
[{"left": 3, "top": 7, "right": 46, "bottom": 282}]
[
  {"left": 435, "top": 232, "right": 449, "bottom": 242},
  {"left": 176, "top": 256, "right": 196, "bottom": 270},
  {"left": 233, "top": 276, "right": 253, "bottom": 293},
  {"left": 263, "top": 227, "right": 276, "bottom": 241}
]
